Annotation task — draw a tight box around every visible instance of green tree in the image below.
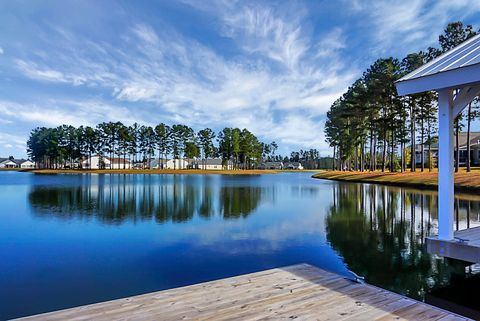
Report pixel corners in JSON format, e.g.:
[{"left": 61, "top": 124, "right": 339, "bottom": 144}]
[
  {"left": 197, "top": 128, "right": 216, "bottom": 170},
  {"left": 155, "top": 123, "right": 171, "bottom": 169}
]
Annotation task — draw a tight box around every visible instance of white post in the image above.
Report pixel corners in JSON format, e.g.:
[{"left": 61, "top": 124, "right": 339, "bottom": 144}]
[{"left": 437, "top": 89, "right": 454, "bottom": 241}]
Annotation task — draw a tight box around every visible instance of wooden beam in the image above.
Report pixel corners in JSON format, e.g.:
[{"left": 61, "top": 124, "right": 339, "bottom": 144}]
[
  {"left": 453, "top": 85, "right": 480, "bottom": 117},
  {"left": 438, "top": 89, "right": 455, "bottom": 241}
]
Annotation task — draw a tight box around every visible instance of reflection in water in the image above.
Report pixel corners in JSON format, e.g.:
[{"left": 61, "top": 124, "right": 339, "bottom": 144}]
[
  {"left": 326, "top": 182, "right": 480, "bottom": 316},
  {"left": 28, "top": 175, "right": 267, "bottom": 223},
  {"left": 14, "top": 173, "right": 480, "bottom": 318}
]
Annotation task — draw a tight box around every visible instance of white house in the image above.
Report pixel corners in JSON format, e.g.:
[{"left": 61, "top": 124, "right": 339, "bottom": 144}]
[
  {"left": 0, "top": 158, "right": 35, "bottom": 169},
  {"left": 199, "top": 158, "right": 233, "bottom": 170},
  {"left": 0, "top": 158, "right": 17, "bottom": 168},
  {"left": 258, "top": 161, "right": 283, "bottom": 170},
  {"left": 19, "top": 160, "right": 35, "bottom": 168},
  {"left": 284, "top": 162, "right": 304, "bottom": 170},
  {"left": 82, "top": 155, "right": 132, "bottom": 169},
  {"left": 150, "top": 158, "right": 190, "bottom": 170}
]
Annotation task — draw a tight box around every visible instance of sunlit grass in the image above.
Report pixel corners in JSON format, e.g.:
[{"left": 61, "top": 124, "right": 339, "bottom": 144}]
[
  {"left": 27, "top": 168, "right": 325, "bottom": 175},
  {"left": 29, "top": 168, "right": 278, "bottom": 175},
  {"left": 313, "top": 169, "right": 480, "bottom": 191}
]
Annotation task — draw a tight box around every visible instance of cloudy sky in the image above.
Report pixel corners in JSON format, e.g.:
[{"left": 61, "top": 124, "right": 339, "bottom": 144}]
[{"left": 1, "top": 0, "right": 480, "bottom": 157}]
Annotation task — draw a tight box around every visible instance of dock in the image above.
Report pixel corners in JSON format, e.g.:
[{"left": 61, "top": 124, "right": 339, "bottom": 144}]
[
  {"left": 15, "top": 264, "right": 470, "bottom": 321},
  {"left": 427, "top": 226, "right": 480, "bottom": 263}
]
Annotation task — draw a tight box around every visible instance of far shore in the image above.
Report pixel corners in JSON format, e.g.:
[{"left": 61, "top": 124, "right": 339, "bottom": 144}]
[
  {"left": 312, "top": 170, "right": 480, "bottom": 193},
  {"left": 21, "top": 168, "right": 323, "bottom": 175}
]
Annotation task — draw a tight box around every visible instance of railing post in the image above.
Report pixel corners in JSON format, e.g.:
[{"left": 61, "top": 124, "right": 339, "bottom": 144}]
[{"left": 437, "top": 89, "right": 454, "bottom": 241}]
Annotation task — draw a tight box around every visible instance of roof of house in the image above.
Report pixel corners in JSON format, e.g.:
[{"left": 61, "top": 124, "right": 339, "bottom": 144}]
[
  {"left": 396, "top": 34, "right": 480, "bottom": 95},
  {"left": 84, "top": 155, "right": 131, "bottom": 164},
  {"left": 203, "top": 159, "right": 224, "bottom": 165},
  {"left": 0, "top": 159, "right": 16, "bottom": 164},
  {"left": 150, "top": 158, "right": 190, "bottom": 166},
  {"left": 262, "top": 161, "right": 283, "bottom": 166},
  {"left": 0, "top": 158, "right": 31, "bottom": 164},
  {"left": 285, "top": 162, "right": 302, "bottom": 166},
  {"left": 107, "top": 157, "right": 131, "bottom": 164},
  {"left": 13, "top": 159, "right": 29, "bottom": 165}
]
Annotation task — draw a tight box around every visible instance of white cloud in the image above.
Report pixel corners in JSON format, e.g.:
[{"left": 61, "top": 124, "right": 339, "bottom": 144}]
[
  {"left": 9, "top": 1, "right": 357, "bottom": 154},
  {"left": 0, "top": 47, "right": 3, "bottom": 55},
  {"left": 132, "top": 24, "right": 159, "bottom": 45},
  {"left": 0, "top": 100, "right": 150, "bottom": 128},
  {"left": 15, "top": 59, "right": 70, "bottom": 83},
  {"left": 219, "top": 5, "right": 309, "bottom": 70},
  {"left": 0, "top": 132, "right": 26, "bottom": 154},
  {"left": 346, "top": 0, "right": 480, "bottom": 54}
]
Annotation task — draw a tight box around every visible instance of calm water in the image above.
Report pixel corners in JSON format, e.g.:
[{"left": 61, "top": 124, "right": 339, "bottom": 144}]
[{"left": 1, "top": 171, "right": 480, "bottom": 319}]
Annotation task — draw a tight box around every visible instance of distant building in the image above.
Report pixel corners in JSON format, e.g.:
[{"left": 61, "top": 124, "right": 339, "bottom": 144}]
[
  {"left": 150, "top": 158, "right": 190, "bottom": 170},
  {"left": 284, "top": 162, "right": 304, "bottom": 170},
  {"left": 18, "top": 160, "right": 35, "bottom": 168},
  {"left": 258, "top": 161, "right": 283, "bottom": 170},
  {"left": 82, "top": 155, "right": 132, "bottom": 169},
  {"left": 415, "top": 132, "right": 480, "bottom": 167},
  {"left": 0, "top": 158, "right": 17, "bottom": 168},
  {"left": 198, "top": 158, "right": 233, "bottom": 170},
  {"left": 0, "top": 158, "right": 35, "bottom": 169}
]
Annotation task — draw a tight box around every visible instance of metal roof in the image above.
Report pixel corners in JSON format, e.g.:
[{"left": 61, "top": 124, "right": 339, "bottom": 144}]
[{"left": 396, "top": 34, "right": 480, "bottom": 95}]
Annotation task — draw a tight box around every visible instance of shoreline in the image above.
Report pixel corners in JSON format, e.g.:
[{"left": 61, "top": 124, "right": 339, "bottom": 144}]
[
  {"left": 21, "top": 169, "right": 322, "bottom": 175},
  {"left": 312, "top": 170, "right": 480, "bottom": 193}
]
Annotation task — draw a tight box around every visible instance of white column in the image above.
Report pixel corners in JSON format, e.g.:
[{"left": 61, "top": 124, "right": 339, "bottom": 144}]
[{"left": 437, "top": 89, "right": 454, "bottom": 241}]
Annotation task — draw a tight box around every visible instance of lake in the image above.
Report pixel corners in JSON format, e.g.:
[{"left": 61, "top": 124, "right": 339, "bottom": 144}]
[{"left": 1, "top": 171, "right": 480, "bottom": 319}]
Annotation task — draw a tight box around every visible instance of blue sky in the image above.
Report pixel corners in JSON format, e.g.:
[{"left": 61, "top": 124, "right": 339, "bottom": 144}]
[{"left": 1, "top": 0, "right": 480, "bottom": 158}]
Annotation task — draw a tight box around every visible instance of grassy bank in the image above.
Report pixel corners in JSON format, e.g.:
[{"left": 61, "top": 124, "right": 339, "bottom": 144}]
[
  {"left": 312, "top": 170, "right": 480, "bottom": 192},
  {"left": 29, "top": 169, "right": 280, "bottom": 175},
  {"left": 27, "top": 169, "right": 324, "bottom": 175}
]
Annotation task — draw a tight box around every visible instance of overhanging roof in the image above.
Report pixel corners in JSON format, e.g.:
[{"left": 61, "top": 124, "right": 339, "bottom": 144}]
[{"left": 396, "top": 34, "right": 480, "bottom": 95}]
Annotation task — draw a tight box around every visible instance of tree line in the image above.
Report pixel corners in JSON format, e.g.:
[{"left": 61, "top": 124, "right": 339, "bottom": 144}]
[
  {"left": 27, "top": 122, "right": 278, "bottom": 170},
  {"left": 325, "top": 22, "right": 479, "bottom": 173}
]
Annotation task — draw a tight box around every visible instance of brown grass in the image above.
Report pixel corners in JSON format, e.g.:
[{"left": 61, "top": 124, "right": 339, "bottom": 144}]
[
  {"left": 26, "top": 169, "right": 325, "bottom": 175},
  {"left": 312, "top": 169, "right": 480, "bottom": 192}
]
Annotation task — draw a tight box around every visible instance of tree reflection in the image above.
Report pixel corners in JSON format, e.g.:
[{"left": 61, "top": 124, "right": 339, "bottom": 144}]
[
  {"left": 28, "top": 175, "right": 268, "bottom": 224},
  {"left": 325, "top": 183, "right": 480, "bottom": 300},
  {"left": 220, "top": 187, "right": 263, "bottom": 219}
]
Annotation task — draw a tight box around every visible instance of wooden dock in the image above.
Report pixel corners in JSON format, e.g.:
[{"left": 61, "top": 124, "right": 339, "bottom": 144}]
[
  {"left": 427, "top": 226, "right": 480, "bottom": 263},
  {"left": 14, "top": 264, "right": 470, "bottom": 321}
]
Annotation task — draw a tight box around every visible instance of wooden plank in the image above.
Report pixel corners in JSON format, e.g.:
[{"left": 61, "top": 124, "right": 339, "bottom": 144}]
[
  {"left": 426, "top": 226, "right": 480, "bottom": 263},
  {"left": 14, "top": 264, "right": 471, "bottom": 321},
  {"left": 427, "top": 240, "right": 480, "bottom": 263}
]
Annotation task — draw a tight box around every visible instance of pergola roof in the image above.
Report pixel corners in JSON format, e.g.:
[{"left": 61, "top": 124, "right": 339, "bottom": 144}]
[{"left": 396, "top": 34, "right": 480, "bottom": 95}]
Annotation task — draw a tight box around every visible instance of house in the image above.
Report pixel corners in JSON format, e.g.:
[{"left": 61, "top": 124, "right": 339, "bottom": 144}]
[
  {"left": 0, "top": 158, "right": 36, "bottom": 169},
  {"left": 16, "top": 159, "right": 35, "bottom": 168},
  {"left": 258, "top": 161, "right": 283, "bottom": 170},
  {"left": 415, "top": 132, "right": 480, "bottom": 167},
  {"left": 149, "top": 158, "right": 190, "bottom": 170},
  {"left": 82, "top": 155, "right": 132, "bottom": 169},
  {"left": 0, "top": 158, "right": 17, "bottom": 168},
  {"left": 197, "top": 158, "right": 233, "bottom": 170},
  {"left": 414, "top": 144, "right": 438, "bottom": 166},
  {"left": 284, "top": 162, "right": 304, "bottom": 170},
  {"left": 19, "top": 160, "right": 35, "bottom": 168}
]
